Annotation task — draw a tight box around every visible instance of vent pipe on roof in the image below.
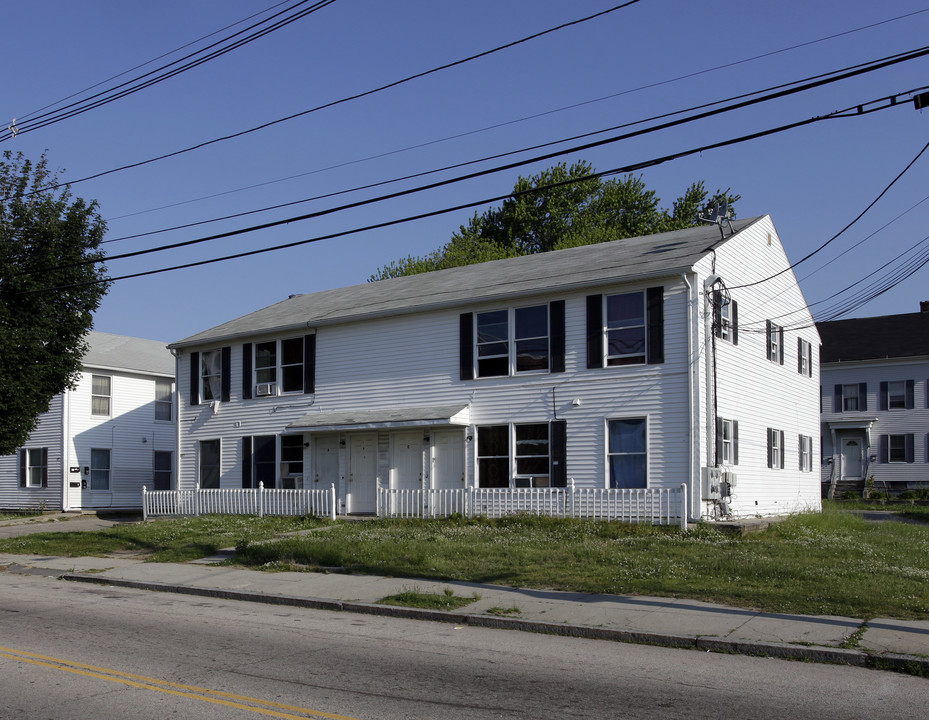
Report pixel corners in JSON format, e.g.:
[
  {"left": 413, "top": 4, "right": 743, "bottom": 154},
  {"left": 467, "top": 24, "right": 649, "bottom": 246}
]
[{"left": 921, "top": 301, "right": 929, "bottom": 312}]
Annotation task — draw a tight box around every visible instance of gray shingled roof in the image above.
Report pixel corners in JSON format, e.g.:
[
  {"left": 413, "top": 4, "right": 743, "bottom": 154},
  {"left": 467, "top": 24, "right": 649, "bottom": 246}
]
[
  {"left": 171, "top": 216, "right": 764, "bottom": 348},
  {"left": 818, "top": 311, "right": 929, "bottom": 363},
  {"left": 83, "top": 331, "right": 174, "bottom": 376}
]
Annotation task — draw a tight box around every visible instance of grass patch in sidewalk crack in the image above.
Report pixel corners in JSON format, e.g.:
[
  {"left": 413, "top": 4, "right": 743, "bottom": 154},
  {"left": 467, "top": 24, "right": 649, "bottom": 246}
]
[
  {"left": 841, "top": 623, "right": 869, "bottom": 649},
  {"left": 378, "top": 586, "right": 479, "bottom": 611},
  {"left": 486, "top": 605, "right": 522, "bottom": 616}
]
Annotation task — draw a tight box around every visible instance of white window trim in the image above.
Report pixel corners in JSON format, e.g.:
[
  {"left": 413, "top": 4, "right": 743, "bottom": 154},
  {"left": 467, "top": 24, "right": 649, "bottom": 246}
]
[
  {"left": 155, "top": 378, "right": 173, "bottom": 422},
  {"left": 475, "top": 423, "right": 551, "bottom": 488},
  {"left": 200, "top": 350, "right": 223, "bottom": 403},
  {"left": 721, "top": 418, "right": 735, "bottom": 466},
  {"left": 25, "top": 448, "right": 46, "bottom": 488},
  {"left": 90, "top": 448, "right": 111, "bottom": 491},
  {"left": 473, "top": 305, "right": 550, "bottom": 378},
  {"left": 91, "top": 375, "right": 111, "bottom": 416},
  {"left": 604, "top": 291, "right": 647, "bottom": 367},
  {"left": 768, "top": 323, "right": 782, "bottom": 364},
  {"left": 887, "top": 381, "right": 906, "bottom": 410},
  {"left": 888, "top": 434, "right": 908, "bottom": 463},
  {"left": 799, "top": 339, "right": 812, "bottom": 377},
  {"left": 799, "top": 435, "right": 812, "bottom": 472},
  {"left": 199, "top": 438, "right": 222, "bottom": 489},
  {"left": 842, "top": 384, "right": 861, "bottom": 412},
  {"left": 254, "top": 337, "right": 305, "bottom": 396},
  {"left": 606, "top": 416, "right": 648, "bottom": 488}
]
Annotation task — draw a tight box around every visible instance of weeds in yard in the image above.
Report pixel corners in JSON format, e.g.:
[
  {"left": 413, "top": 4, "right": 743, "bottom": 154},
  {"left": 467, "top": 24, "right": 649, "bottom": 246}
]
[{"left": 377, "top": 586, "right": 479, "bottom": 611}]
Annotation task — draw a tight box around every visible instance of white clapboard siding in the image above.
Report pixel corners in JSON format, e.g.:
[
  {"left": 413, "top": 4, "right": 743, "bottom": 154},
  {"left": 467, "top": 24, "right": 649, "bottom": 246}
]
[{"left": 0, "top": 395, "right": 64, "bottom": 510}]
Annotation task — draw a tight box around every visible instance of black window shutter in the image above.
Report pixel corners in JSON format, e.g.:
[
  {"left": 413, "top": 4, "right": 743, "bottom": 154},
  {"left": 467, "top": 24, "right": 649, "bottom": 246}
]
[
  {"left": 189, "top": 352, "right": 200, "bottom": 406},
  {"left": 834, "top": 384, "right": 842, "bottom": 413},
  {"left": 459, "top": 313, "right": 474, "bottom": 381},
  {"left": 304, "top": 334, "right": 316, "bottom": 394},
  {"left": 798, "top": 435, "right": 803, "bottom": 471},
  {"left": 242, "top": 343, "right": 252, "bottom": 400},
  {"left": 41, "top": 448, "right": 48, "bottom": 488},
  {"left": 586, "top": 295, "right": 603, "bottom": 369},
  {"left": 715, "top": 417, "right": 723, "bottom": 466},
  {"left": 550, "top": 419, "right": 567, "bottom": 487},
  {"left": 879, "top": 434, "right": 889, "bottom": 464},
  {"left": 732, "top": 420, "right": 739, "bottom": 465},
  {"left": 779, "top": 430, "right": 785, "bottom": 469},
  {"left": 19, "top": 449, "right": 26, "bottom": 487},
  {"left": 549, "top": 300, "right": 565, "bottom": 373},
  {"left": 712, "top": 291, "right": 722, "bottom": 339},
  {"left": 242, "top": 437, "right": 253, "bottom": 488},
  {"left": 906, "top": 433, "right": 915, "bottom": 463},
  {"left": 880, "top": 381, "right": 888, "bottom": 411},
  {"left": 646, "top": 286, "right": 664, "bottom": 364},
  {"left": 766, "top": 428, "right": 773, "bottom": 468},
  {"left": 765, "top": 321, "right": 773, "bottom": 361},
  {"left": 906, "top": 379, "right": 915, "bottom": 409},
  {"left": 221, "top": 346, "right": 231, "bottom": 402},
  {"left": 731, "top": 300, "right": 738, "bottom": 345},
  {"left": 777, "top": 327, "right": 784, "bottom": 365},
  {"left": 797, "top": 338, "right": 803, "bottom": 374},
  {"left": 859, "top": 383, "right": 868, "bottom": 411}
]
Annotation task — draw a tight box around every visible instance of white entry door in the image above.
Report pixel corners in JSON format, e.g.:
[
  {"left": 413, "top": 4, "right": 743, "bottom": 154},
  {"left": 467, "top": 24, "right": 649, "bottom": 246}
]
[
  {"left": 391, "top": 431, "right": 423, "bottom": 491},
  {"left": 314, "top": 435, "right": 340, "bottom": 490},
  {"left": 431, "top": 429, "right": 465, "bottom": 516},
  {"left": 347, "top": 433, "right": 377, "bottom": 514},
  {"left": 841, "top": 438, "right": 863, "bottom": 480}
]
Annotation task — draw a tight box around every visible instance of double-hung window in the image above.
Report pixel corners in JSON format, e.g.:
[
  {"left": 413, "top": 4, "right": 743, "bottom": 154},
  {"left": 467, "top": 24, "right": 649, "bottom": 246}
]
[
  {"left": 280, "top": 435, "right": 304, "bottom": 489},
  {"left": 881, "top": 434, "right": 914, "bottom": 463},
  {"left": 799, "top": 435, "right": 813, "bottom": 472},
  {"left": 20, "top": 448, "right": 48, "bottom": 488},
  {"left": 475, "top": 305, "right": 549, "bottom": 377},
  {"left": 834, "top": 383, "right": 867, "bottom": 412},
  {"left": 199, "top": 439, "right": 221, "bottom": 489},
  {"left": 765, "top": 321, "right": 784, "bottom": 364},
  {"left": 766, "top": 428, "right": 785, "bottom": 469},
  {"left": 155, "top": 378, "right": 173, "bottom": 421},
  {"left": 477, "top": 425, "right": 510, "bottom": 487},
  {"left": 605, "top": 292, "right": 646, "bottom": 366},
  {"left": 798, "top": 338, "right": 812, "bottom": 377},
  {"left": 881, "top": 380, "right": 914, "bottom": 410},
  {"left": 92, "top": 375, "right": 111, "bottom": 416},
  {"left": 254, "top": 337, "right": 305, "bottom": 395},
  {"left": 514, "top": 424, "right": 550, "bottom": 487},
  {"left": 607, "top": 418, "right": 647, "bottom": 488},
  {"left": 153, "top": 451, "right": 172, "bottom": 491},
  {"left": 713, "top": 290, "right": 738, "bottom": 344},
  {"left": 200, "top": 351, "right": 223, "bottom": 402},
  {"left": 715, "top": 417, "right": 739, "bottom": 466},
  {"left": 90, "top": 449, "right": 111, "bottom": 490}
]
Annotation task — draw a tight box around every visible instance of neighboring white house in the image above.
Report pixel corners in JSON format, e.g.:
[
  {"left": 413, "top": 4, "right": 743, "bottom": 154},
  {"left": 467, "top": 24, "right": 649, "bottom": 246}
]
[
  {"left": 168, "top": 215, "right": 821, "bottom": 521},
  {"left": 819, "top": 306, "right": 929, "bottom": 497},
  {"left": 0, "top": 332, "right": 176, "bottom": 511}
]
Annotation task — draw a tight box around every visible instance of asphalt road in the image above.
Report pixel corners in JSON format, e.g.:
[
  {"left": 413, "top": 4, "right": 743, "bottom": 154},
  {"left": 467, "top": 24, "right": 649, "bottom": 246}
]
[{"left": 1, "top": 571, "right": 927, "bottom": 719}]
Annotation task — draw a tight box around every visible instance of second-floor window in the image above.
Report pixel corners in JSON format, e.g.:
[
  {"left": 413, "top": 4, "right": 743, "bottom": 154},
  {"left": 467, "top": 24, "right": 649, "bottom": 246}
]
[
  {"left": 881, "top": 380, "right": 914, "bottom": 410},
  {"left": 765, "top": 321, "right": 784, "bottom": 365},
  {"left": 606, "top": 292, "right": 646, "bottom": 366},
  {"left": 155, "top": 378, "right": 173, "bottom": 421},
  {"left": 201, "top": 351, "right": 223, "bottom": 402},
  {"left": 91, "top": 375, "right": 111, "bottom": 416},
  {"left": 798, "top": 338, "right": 812, "bottom": 377},
  {"left": 833, "top": 383, "right": 867, "bottom": 412},
  {"left": 475, "top": 305, "right": 549, "bottom": 377},
  {"left": 255, "top": 338, "right": 305, "bottom": 394}
]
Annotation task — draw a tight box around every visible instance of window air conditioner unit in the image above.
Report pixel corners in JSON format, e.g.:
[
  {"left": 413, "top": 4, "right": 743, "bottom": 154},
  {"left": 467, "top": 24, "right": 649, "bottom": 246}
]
[{"left": 256, "top": 382, "right": 276, "bottom": 397}]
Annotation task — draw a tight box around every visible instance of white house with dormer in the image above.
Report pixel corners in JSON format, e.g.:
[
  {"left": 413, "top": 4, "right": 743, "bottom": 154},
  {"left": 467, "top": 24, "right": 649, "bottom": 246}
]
[{"left": 168, "top": 215, "right": 821, "bottom": 521}]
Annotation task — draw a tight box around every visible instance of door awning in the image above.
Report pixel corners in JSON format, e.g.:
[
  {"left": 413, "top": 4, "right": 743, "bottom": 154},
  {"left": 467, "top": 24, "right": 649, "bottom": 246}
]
[
  {"left": 825, "top": 417, "right": 878, "bottom": 431},
  {"left": 285, "top": 404, "right": 470, "bottom": 434}
]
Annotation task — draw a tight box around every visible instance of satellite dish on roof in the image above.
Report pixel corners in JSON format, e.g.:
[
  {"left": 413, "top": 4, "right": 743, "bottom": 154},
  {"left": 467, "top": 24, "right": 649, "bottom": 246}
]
[{"left": 699, "top": 196, "right": 734, "bottom": 239}]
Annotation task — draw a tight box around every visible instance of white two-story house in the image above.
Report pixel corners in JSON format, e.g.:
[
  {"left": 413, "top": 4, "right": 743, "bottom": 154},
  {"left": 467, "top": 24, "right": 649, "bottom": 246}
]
[
  {"left": 0, "top": 332, "right": 176, "bottom": 512},
  {"left": 819, "top": 306, "right": 929, "bottom": 496},
  {"left": 168, "top": 215, "right": 821, "bottom": 520}
]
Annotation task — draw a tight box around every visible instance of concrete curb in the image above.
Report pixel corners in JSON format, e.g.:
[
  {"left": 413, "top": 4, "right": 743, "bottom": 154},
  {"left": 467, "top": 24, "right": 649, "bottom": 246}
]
[{"left": 60, "top": 573, "right": 929, "bottom": 676}]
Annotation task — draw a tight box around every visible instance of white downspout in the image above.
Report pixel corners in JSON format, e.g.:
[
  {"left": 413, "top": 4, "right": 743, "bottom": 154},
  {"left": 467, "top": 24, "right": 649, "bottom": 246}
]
[
  {"left": 61, "top": 388, "right": 71, "bottom": 511},
  {"left": 171, "top": 349, "right": 181, "bottom": 492},
  {"left": 682, "top": 273, "right": 697, "bottom": 522}
]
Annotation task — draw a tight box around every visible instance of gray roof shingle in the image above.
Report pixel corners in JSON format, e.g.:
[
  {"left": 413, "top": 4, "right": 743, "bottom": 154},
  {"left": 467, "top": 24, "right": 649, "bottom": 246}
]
[
  {"left": 171, "top": 216, "right": 764, "bottom": 348},
  {"left": 83, "top": 331, "right": 174, "bottom": 376},
  {"left": 818, "top": 311, "right": 929, "bottom": 363}
]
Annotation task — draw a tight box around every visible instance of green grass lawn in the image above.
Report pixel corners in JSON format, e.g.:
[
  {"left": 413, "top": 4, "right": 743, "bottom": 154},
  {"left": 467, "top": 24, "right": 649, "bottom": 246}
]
[{"left": 1, "top": 504, "right": 927, "bottom": 619}]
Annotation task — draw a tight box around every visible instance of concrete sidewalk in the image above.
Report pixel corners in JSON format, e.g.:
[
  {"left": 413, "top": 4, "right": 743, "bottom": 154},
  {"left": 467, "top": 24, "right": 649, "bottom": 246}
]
[{"left": 1, "top": 546, "right": 928, "bottom": 675}]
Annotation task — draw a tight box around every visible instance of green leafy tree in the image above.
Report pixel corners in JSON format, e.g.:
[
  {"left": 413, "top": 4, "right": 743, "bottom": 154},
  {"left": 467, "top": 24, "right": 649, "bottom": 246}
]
[
  {"left": 370, "top": 161, "right": 738, "bottom": 280},
  {"left": 0, "top": 152, "right": 110, "bottom": 455}
]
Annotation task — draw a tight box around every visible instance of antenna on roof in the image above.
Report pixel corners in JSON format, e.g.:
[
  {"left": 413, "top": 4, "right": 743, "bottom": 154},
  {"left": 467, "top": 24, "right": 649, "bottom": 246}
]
[{"left": 698, "top": 197, "right": 734, "bottom": 239}]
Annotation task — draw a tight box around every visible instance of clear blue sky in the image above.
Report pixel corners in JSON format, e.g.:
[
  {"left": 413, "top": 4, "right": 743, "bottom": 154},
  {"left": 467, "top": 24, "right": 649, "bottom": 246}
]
[{"left": 5, "top": 0, "right": 929, "bottom": 342}]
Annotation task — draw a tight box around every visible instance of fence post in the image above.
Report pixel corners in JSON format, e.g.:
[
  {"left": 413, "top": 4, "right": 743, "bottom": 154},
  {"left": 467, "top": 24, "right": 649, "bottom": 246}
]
[
  {"left": 680, "top": 482, "right": 688, "bottom": 531},
  {"left": 195, "top": 482, "right": 201, "bottom": 517},
  {"left": 141, "top": 485, "right": 148, "bottom": 522},
  {"left": 376, "top": 480, "right": 382, "bottom": 518},
  {"left": 465, "top": 485, "right": 472, "bottom": 519},
  {"left": 569, "top": 478, "right": 575, "bottom": 518},
  {"left": 330, "top": 483, "right": 336, "bottom": 521},
  {"left": 258, "top": 481, "right": 264, "bottom": 518}
]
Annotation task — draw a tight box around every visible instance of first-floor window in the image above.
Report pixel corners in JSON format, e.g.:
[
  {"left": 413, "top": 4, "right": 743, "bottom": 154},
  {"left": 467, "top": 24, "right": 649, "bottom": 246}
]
[
  {"left": 514, "top": 424, "right": 550, "bottom": 487},
  {"left": 608, "top": 418, "right": 647, "bottom": 488},
  {"left": 887, "top": 434, "right": 913, "bottom": 464},
  {"left": 280, "top": 435, "right": 305, "bottom": 489},
  {"left": 477, "top": 425, "right": 510, "bottom": 488},
  {"left": 153, "top": 451, "right": 172, "bottom": 490},
  {"left": 200, "top": 439, "right": 221, "bottom": 489},
  {"left": 767, "top": 428, "right": 785, "bottom": 469},
  {"left": 21, "top": 448, "right": 48, "bottom": 488},
  {"left": 252, "top": 435, "right": 276, "bottom": 488},
  {"left": 90, "top": 449, "right": 111, "bottom": 490},
  {"left": 799, "top": 435, "right": 812, "bottom": 472}
]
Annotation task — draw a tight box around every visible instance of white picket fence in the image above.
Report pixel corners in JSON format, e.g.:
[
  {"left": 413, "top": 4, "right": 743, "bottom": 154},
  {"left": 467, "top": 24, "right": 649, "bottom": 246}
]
[
  {"left": 142, "top": 483, "right": 337, "bottom": 521},
  {"left": 377, "top": 481, "right": 688, "bottom": 529}
]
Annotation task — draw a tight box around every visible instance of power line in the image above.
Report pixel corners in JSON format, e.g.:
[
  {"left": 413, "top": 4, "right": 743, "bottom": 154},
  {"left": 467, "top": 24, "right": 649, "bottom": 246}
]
[
  {"left": 2, "top": 0, "right": 338, "bottom": 142},
  {"left": 11, "top": 1, "right": 644, "bottom": 197},
  {"left": 104, "top": 46, "right": 929, "bottom": 250},
  {"left": 11, "top": 0, "right": 299, "bottom": 125},
  {"left": 104, "top": 6, "right": 929, "bottom": 224},
  {"left": 20, "top": 96, "right": 906, "bottom": 293}
]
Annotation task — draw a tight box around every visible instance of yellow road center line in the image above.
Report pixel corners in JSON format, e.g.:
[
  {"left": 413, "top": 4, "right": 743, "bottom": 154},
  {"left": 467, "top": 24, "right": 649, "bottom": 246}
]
[{"left": 0, "top": 646, "right": 362, "bottom": 720}]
